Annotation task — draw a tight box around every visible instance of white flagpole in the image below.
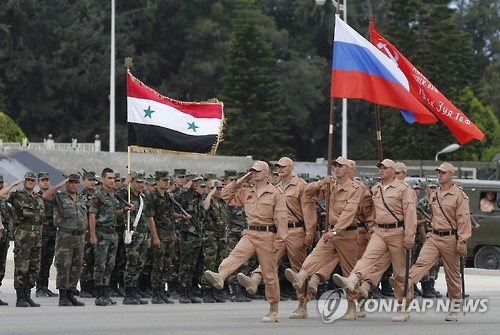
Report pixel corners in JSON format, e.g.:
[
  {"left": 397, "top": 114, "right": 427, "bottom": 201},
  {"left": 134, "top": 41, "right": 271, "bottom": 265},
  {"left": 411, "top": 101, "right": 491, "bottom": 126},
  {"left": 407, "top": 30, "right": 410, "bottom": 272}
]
[{"left": 109, "top": 0, "right": 116, "bottom": 152}]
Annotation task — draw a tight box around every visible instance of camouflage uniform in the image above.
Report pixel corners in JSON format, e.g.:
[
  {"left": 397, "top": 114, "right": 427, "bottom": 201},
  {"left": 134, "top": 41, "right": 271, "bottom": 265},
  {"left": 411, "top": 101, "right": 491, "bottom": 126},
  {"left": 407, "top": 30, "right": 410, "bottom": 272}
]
[
  {"left": 36, "top": 183, "right": 58, "bottom": 296},
  {"left": 79, "top": 186, "right": 96, "bottom": 295},
  {"left": 51, "top": 189, "right": 86, "bottom": 290},
  {"left": 147, "top": 184, "right": 177, "bottom": 298},
  {"left": 176, "top": 183, "right": 204, "bottom": 300},
  {"left": 89, "top": 186, "right": 119, "bottom": 287},
  {"left": 109, "top": 193, "right": 126, "bottom": 296}
]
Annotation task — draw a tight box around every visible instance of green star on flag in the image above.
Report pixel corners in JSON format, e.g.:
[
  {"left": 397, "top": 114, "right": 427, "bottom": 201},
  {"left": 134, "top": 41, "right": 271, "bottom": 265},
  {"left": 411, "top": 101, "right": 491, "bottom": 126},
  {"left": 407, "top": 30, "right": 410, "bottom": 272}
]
[
  {"left": 144, "top": 106, "right": 155, "bottom": 118},
  {"left": 187, "top": 121, "right": 199, "bottom": 132}
]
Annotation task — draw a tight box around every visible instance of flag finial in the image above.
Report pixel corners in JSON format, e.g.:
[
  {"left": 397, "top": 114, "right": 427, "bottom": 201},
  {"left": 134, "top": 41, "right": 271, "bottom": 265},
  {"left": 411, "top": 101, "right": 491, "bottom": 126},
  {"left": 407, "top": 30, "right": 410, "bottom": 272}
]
[{"left": 124, "top": 57, "right": 133, "bottom": 69}]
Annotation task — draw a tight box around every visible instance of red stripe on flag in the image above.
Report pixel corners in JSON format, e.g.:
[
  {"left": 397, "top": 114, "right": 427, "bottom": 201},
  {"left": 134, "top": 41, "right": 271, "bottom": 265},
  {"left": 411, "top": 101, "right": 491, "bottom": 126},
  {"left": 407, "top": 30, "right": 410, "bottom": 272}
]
[
  {"left": 331, "top": 69, "right": 436, "bottom": 124},
  {"left": 127, "top": 73, "right": 222, "bottom": 119}
]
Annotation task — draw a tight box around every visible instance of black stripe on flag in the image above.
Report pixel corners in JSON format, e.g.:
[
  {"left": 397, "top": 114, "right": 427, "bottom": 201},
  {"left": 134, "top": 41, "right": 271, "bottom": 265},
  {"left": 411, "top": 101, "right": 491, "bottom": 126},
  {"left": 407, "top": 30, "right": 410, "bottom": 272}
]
[{"left": 128, "top": 123, "right": 217, "bottom": 154}]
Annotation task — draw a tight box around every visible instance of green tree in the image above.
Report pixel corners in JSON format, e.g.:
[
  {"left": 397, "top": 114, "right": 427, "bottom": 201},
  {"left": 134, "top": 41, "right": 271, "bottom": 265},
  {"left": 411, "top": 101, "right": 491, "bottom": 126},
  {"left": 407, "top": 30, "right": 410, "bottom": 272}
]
[
  {"left": 218, "top": 0, "right": 293, "bottom": 160},
  {"left": 0, "top": 112, "right": 26, "bottom": 142}
]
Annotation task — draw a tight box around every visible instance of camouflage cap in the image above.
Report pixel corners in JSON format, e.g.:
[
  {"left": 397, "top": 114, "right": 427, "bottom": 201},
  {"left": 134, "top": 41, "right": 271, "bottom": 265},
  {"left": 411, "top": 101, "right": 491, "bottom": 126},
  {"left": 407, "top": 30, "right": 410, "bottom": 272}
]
[
  {"left": 68, "top": 174, "right": 80, "bottom": 182},
  {"left": 37, "top": 172, "right": 50, "bottom": 180},
  {"left": 114, "top": 172, "right": 121, "bottom": 180},
  {"left": 83, "top": 171, "right": 96, "bottom": 180},
  {"left": 224, "top": 170, "right": 237, "bottom": 180},
  {"left": 146, "top": 175, "right": 156, "bottom": 185},
  {"left": 204, "top": 172, "right": 217, "bottom": 180},
  {"left": 131, "top": 171, "right": 146, "bottom": 183},
  {"left": 155, "top": 170, "right": 169, "bottom": 180},
  {"left": 297, "top": 173, "right": 310, "bottom": 182},
  {"left": 185, "top": 173, "right": 203, "bottom": 181},
  {"left": 0, "top": 174, "right": 4, "bottom": 182},
  {"left": 271, "top": 166, "right": 278, "bottom": 174},
  {"left": 236, "top": 172, "right": 247, "bottom": 179},
  {"left": 174, "top": 169, "right": 186, "bottom": 177},
  {"left": 24, "top": 171, "right": 37, "bottom": 180}
]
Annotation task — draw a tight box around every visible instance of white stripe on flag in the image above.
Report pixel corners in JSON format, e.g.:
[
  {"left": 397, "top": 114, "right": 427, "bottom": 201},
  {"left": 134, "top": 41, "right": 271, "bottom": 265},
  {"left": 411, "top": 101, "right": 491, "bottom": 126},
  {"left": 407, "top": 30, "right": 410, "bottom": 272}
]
[{"left": 127, "top": 97, "right": 221, "bottom": 137}]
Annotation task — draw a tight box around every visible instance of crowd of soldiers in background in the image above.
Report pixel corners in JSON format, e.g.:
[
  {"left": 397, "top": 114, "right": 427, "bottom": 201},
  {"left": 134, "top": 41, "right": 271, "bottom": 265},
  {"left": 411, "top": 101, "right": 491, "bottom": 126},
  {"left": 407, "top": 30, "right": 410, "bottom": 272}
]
[{"left": 0, "top": 161, "right": 444, "bottom": 309}]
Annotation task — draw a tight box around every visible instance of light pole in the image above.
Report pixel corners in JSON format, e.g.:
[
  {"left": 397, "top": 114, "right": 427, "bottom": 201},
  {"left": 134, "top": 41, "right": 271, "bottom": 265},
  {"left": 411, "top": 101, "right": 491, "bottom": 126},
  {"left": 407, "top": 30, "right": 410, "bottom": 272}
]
[
  {"left": 316, "top": 0, "right": 348, "bottom": 157},
  {"left": 109, "top": 0, "right": 116, "bottom": 152},
  {"left": 435, "top": 143, "right": 460, "bottom": 161}
]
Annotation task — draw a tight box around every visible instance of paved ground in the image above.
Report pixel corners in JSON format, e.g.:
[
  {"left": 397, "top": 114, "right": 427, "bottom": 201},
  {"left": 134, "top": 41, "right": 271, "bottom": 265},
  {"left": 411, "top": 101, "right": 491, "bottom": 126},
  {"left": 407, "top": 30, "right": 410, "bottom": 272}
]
[{"left": 2, "top": 244, "right": 499, "bottom": 334}]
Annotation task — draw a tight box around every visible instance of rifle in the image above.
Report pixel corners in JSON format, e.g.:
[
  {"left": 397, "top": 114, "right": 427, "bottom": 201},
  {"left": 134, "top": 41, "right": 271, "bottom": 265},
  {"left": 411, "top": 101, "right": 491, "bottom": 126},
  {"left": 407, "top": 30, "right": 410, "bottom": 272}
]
[{"left": 417, "top": 206, "right": 431, "bottom": 221}]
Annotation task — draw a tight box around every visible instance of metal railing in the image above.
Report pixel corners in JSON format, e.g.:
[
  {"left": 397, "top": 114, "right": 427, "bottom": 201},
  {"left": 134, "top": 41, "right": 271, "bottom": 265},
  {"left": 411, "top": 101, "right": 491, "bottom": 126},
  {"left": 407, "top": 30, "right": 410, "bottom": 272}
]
[{"left": 0, "top": 135, "right": 101, "bottom": 152}]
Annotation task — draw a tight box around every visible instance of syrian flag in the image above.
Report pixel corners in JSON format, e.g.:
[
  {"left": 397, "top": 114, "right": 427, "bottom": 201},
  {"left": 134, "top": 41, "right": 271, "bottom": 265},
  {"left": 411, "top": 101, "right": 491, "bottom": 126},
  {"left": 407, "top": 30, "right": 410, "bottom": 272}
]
[{"left": 127, "top": 72, "right": 224, "bottom": 154}]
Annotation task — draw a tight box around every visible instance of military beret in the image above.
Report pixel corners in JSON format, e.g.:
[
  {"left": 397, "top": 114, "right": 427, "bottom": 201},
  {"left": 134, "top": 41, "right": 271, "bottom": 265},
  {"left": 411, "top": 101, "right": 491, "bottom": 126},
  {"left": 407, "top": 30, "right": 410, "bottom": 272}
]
[{"left": 37, "top": 172, "right": 50, "bottom": 180}]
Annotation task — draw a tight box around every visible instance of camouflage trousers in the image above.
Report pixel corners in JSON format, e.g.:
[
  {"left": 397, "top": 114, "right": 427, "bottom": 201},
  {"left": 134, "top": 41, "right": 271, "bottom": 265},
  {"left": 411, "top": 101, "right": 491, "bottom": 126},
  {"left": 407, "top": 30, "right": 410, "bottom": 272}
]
[
  {"left": 0, "top": 230, "right": 10, "bottom": 286},
  {"left": 93, "top": 230, "right": 118, "bottom": 286},
  {"left": 151, "top": 230, "right": 176, "bottom": 288},
  {"left": 80, "top": 235, "right": 94, "bottom": 282},
  {"left": 110, "top": 227, "right": 126, "bottom": 286},
  {"left": 37, "top": 225, "right": 57, "bottom": 284},
  {"left": 123, "top": 232, "right": 148, "bottom": 287},
  {"left": 13, "top": 229, "right": 42, "bottom": 289},
  {"left": 179, "top": 232, "right": 202, "bottom": 288},
  {"left": 54, "top": 231, "right": 84, "bottom": 289},
  {"left": 200, "top": 231, "right": 227, "bottom": 289}
]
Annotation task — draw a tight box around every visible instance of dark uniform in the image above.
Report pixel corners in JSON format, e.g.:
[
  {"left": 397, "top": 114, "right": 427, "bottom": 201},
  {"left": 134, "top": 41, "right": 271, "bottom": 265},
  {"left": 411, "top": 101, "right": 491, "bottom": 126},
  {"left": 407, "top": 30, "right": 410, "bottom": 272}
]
[{"left": 79, "top": 171, "right": 97, "bottom": 298}]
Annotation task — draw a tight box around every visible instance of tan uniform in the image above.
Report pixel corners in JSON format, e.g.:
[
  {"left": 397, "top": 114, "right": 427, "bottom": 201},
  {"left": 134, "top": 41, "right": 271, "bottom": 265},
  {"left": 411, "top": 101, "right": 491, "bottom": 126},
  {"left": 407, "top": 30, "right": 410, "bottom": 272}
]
[
  {"left": 299, "top": 178, "right": 362, "bottom": 302},
  {"left": 350, "top": 178, "right": 417, "bottom": 302},
  {"left": 252, "top": 176, "right": 317, "bottom": 299},
  {"left": 480, "top": 198, "right": 495, "bottom": 213},
  {"left": 409, "top": 184, "right": 471, "bottom": 299},
  {"left": 219, "top": 181, "right": 288, "bottom": 304}
]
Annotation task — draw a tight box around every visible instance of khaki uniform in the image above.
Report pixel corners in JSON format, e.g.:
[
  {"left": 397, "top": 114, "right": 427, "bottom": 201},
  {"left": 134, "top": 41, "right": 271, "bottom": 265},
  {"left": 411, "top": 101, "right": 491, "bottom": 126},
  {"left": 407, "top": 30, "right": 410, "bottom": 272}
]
[
  {"left": 409, "top": 184, "right": 471, "bottom": 299},
  {"left": 300, "top": 178, "right": 362, "bottom": 302},
  {"left": 350, "top": 178, "right": 417, "bottom": 302},
  {"left": 220, "top": 181, "right": 288, "bottom": 304},
  {"left": 252, "top": 176, "right": 317, "bottom": 299}
]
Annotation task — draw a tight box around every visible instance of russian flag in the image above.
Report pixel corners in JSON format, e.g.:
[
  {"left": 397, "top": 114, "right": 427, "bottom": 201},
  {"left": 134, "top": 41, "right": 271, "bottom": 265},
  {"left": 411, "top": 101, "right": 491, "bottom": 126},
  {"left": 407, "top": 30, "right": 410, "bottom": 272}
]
[
  {"left": 331, "top": 15, "right": 437, "bottom": 124},
  {"left": 127, "top": 72, "right": 224, "bottom": 154}
]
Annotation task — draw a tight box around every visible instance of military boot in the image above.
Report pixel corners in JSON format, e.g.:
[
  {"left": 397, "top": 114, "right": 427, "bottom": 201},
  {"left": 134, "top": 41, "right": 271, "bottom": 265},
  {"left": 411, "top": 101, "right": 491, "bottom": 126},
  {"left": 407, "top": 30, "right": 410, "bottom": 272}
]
[
  {"left": 0, "top": 298, "right": 8, "bottom": 306},
  {"left": 392, "top": 303, "right": 410, "bottom": 322},
  {"left": 289, "top": 298, "right": 308, "bottom": 319},
  {"left": 95, "top": 286, "right": 111, "bottom": 306},
  {"left": 103, "top": 285, "right": 117, "bottom": 305},
  {"left": 308, "top": 274, "right": 321, "bottom": 296},
  {"left": 381, "top": 277, "right": 394, "bottom": 297},
  {"left": 414, "top": 283, "right": 422, "bottom": 297},
  {"left": 25, "top": 288, "right": 41, "bottom": 307},
  {"left": 36, "top": 280, "right": 48, "bottom": 297},
  {"left": 356, "top": 298, "right": 367, "bottom": 318},
  {"left": 421, "top": 280, "right": 435, "bottom": 298},
  {"left": 359, "top": 280, "right": 371, "bottom": 299},
  {"left": 204, "top": 270, "right": 228, "bottom": 290},
  {"left": 58, "top": 289, "right": 73, "bottom": 307},
  {"left": 187, "top": 286, "right": 203, "bottom": 303},
  {"left": 178, "top": 287, "right": 192, "bottom": 304},
  {"left": 67, "top": 289, "right": 85, "bottom": 306},
  {"left": 131, "top": 287, "right": 149, "bottom": 304},
  {"left": 79, "top": 281, "right": 94, "bottom": 298},
  {"left": 445, "top": 300, "right": 460, "bottom": 321},
  {"left": 202, "top": 288, "right": 216, "bottom": 303},
  {"left": 151, "top": 287, "right": 165, "bottom": 304},
  {"left": 237, "top": 272, "right": 262, "bottom": 295},
  {"left": 262, "top": 303, "right": 279, "bottom": 323},
  {"left": 230, "top": 283, "right": 249, "bottom": 302},
  {"left": 123, "top": 287, "right": 140, "bottom": 305},
  {"left": 342, "top": 301, "right": 357, "bottom": 320},
  {"left": 211, "top": 288, "right": 226, "bottom": 303},
  {"left": 159, "top": 289, "right": 175, "bottom": 304},
  {"left": 332, "top": 273, "right": 359, "bottom": 293},
  {"left": 430, "top": 279, "right": 442, "bottom": 298},
  {"left": 15, "top": 288, "right": 30, "bottom": 307},
  {"left": 284, "top": 269, "right": 308, "bottom": 291},
  {"left": 168, "top": 281, "right": 180, "bottom": 299}
]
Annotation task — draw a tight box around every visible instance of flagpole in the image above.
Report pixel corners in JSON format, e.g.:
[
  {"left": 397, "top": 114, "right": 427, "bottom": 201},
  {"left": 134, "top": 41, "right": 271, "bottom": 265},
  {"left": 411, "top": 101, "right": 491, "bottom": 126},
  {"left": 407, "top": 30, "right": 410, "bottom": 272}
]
[
  {"left": 127, "top": 146, "right": 131, "bottom": 233},
  {"left": 109, "top": 0, "right": 116, "bottom": 152},
  {"left": 325, "top": 97, "right": 335, "bottom": 233}
]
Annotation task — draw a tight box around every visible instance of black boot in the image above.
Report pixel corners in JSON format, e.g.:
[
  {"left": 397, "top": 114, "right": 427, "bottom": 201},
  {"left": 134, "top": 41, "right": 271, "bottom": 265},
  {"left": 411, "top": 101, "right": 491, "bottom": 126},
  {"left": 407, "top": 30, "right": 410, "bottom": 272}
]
[
  {"left": 15, "top": 288, "right": 30, "bottom": 307},
  {"left": 380, "top": 278, "right": 394, "bottom": 297},
  {"left": 202, "top": 288, "right": 216, "bottom": 303},
  {"left": 95, "top": 285, "right": 111, "bottom": 306},
  {"left": 0, "top": 298, "right": 7, "bottom": 306},
  {"left": 67, "top": 288, "right": 85, "bottom": 306},
  {"left": 168, "top": 281, "right": 180, "bottom": 299},
  {"left": 123, "top": 287, "right": 140, "bottom": 305},
  {"left": 414, "top": 283, "right": 422, "bottom": 297},
  {"left": 421, "top": 280, "right": 435, "bottom": 298},
  {"left": 151, "top": 287, "right": 165, "bottom": 304},
  {"left": 37, "top": 279, "right": 58, "bottom": 297},
  {"left": 211, "top": 288, "right": 226, "bottom": 303},
  {"left": 25, "top": 288, "right": 41, "bottom": 307},
  {"left": 104, "top": 285, "right": 117, "bottom": 305},
  {"left": 160, "top": 288, "right": 175, "bottom": 304},
  {"left": 429, "top": 279, "right": 442, "bottom": 298},
  {"left": 58, "top": 289, "right": 73, "bottom": 306},
  {"left": 178, "top": 286, "right": 191, "bottom": 304},
  {"left": 230, "top": 283, "right": 248, "bottom": 303},
  {"left": 188, "top": 286, "right": 203, "bottom": 303},
  {"left": 79, "top": 281, "right": 93, "bottom": 298},
  {"left": 132, "top": 287, "right": 149, "bottom": 304}
]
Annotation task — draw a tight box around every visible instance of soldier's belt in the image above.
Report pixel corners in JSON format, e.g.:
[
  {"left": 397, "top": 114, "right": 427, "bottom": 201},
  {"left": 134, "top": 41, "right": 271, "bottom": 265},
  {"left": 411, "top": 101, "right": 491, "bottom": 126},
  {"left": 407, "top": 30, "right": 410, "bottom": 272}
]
[
  {"left": 58, "top": 227, "right": 84, "bottom": 236},
  {"left": 432, "top": 229, "right": 453, "bottom": 236},
  {"left": 96, "top": 226, "right": 116, "bottom": 234},
  {"left": 288, "top": 222, "right": 304, "bottom": 228},
  {"left": 18, "top": 224, "right": 41, "bottom": 231},
  {"left": 42, "top": 225, "right": 57, "bottom": 231},
  {"left": 357, "top": 222, "right": 367, "bottom": 228},
  {"left": 247, "top": 225, "right": 277, "bottom": 233},
  {"left": 377, "top": 222, "right": 404, "bottom": 229},
  {"left": 330, "top": 225, "right": 358, "bottom": 231}
]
